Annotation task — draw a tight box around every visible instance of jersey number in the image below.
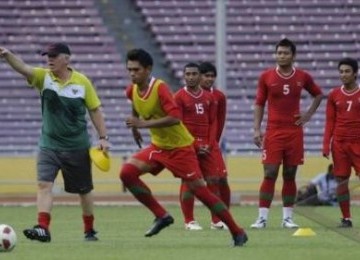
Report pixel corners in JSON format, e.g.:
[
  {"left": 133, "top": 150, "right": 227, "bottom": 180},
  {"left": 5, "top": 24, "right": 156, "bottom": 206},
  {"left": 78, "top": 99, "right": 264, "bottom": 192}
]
[
  {"left": 195, "top": 103, "right": 204, "bottom": 114},
  {"left": 283, "top": 84, "right": 290, "bottom": 95},
  {"left": 346, "top": 101, "right": 352, "bottom": 111}
]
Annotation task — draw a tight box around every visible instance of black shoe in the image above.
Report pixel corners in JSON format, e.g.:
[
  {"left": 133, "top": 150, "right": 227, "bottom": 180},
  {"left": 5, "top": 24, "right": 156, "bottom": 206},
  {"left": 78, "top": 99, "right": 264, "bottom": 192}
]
[
  {"left": 23, "top": 225, "right": 51, "bottom": 242},
  {"left": 145, "top": 215, "right": 174, "bottom": 237},
  {"left": 338, "top": 218, "right": 352, "bottom": 228},
  {"left": 233, "top": 232, "right": 248, "bottom": 247},
  {"left": 84, "top": 229, "right": 99, "bottom": 241}
]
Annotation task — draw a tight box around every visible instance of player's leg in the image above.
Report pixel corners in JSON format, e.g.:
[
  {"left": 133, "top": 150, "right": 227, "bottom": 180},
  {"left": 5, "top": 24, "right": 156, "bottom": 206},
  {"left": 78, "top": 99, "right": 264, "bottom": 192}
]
[
  {"left": 179, "top": 181, "right": 202, "bottom": 230},
  {"left": 119, "top": 146, "right": 173, "bottom": 237},
  {"left": 251, "top": 130, "right": 282, "bottom": 228},
  {"left": 280, "top": 128, "right": 303, "bottom": 228},
  {"left": 281, "top": 165, "right": 299, "bottom": 228},
  {"left": 164, "top": 145, "right": 247, "bottom": 246},
  {"left": 251, "top": 164, "right": 280, "bottom": 228},
  {"left": 57, "top": 149, "right": 100, "bottom": 241},
  {"left": 186, "top": 178, "right": 247, "bottom": 246},
  {"left": 200, "top": 146, "right": 229, "bottom": 229},
  {"left": 210, "top": 146, "right": 230, "bottom": 229},
  {"left": 205, "top": 177, "right": 227, "bottom": 229},
  {"left": 23, "top": 148, "right": 58, "bottom": 242},
  {"left": 332, "top": 140, "right": 353, "bottom": 227}
]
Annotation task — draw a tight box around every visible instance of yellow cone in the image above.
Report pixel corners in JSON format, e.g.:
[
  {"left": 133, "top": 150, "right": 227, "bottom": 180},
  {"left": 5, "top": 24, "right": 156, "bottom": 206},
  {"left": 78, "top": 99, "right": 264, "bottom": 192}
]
[
  {"left": 292, "top": 228, "right": 316, "bottom": 236},
  {"left": 89, "top": 147, "right": 110, "bottom": 172}
]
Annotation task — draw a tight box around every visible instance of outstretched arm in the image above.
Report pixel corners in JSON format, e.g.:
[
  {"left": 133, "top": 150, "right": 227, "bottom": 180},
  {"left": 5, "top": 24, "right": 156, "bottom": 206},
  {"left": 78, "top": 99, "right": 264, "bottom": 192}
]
[{"left": 0, "top": 47, "right": 34, "bottom": 80}]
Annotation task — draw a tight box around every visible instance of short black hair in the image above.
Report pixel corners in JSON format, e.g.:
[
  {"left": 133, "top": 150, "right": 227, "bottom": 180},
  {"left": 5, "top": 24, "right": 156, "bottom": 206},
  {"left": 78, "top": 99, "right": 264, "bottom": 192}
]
[
  {"left": 275, "top": 38, "right": 296, "bottom": 55},
  {"left": 199, "top": 62, "right": 217, "bottom": 77},
  {"left": 183, "top": 62, "right": 200, "bottom": 71},
  {"left": 338, "top": 57, "right": 358, "bottom": 73},
  {"left": 126, "top": 48, "right": 153, "bottom": 68}
]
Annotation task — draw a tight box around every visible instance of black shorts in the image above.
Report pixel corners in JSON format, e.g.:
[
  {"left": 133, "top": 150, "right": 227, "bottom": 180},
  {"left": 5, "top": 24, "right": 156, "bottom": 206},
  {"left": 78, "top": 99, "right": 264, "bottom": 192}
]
[{"left": 37, "top": 148, "right": 93, "bottom": 194}]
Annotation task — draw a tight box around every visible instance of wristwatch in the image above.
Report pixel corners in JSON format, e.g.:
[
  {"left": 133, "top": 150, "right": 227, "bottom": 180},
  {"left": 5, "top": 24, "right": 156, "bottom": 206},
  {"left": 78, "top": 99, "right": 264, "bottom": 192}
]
[{"left": 99, "top": 135, "right": 109, "bottom": 141}]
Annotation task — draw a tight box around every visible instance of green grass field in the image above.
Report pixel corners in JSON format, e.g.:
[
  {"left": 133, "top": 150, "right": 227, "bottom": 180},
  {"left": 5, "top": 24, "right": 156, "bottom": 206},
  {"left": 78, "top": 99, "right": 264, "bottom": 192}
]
[{"left": 1, "top": 205, "right": 359, "bottom": 260}]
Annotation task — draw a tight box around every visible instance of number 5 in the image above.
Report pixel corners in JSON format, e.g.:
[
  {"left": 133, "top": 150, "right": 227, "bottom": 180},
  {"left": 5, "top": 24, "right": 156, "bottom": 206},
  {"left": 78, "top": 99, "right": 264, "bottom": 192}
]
[{"left": 283, "top": 85, "right": 290, "bottom": 95}]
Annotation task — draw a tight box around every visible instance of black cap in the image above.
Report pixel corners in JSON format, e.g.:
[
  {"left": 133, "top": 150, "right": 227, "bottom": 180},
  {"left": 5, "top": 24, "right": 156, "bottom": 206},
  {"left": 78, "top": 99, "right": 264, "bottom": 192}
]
[{"left": 41, "top": 43, "right": 71, "bottom": 56}]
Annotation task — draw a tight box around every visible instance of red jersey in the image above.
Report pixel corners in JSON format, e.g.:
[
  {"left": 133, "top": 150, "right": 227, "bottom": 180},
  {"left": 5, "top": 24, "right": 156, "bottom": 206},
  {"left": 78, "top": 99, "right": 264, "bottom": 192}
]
[
  {"left": 174, "top": 86, "right": 216, "bottom": 143},
  {"left": 203, "top": 87, "right": 226, "bottom": 142},
  {"left": 255, "top": 67, "right": 323, "bottom": 129},
  {"left": 323, "top": 86, "right": 360, "bottom": 152}
]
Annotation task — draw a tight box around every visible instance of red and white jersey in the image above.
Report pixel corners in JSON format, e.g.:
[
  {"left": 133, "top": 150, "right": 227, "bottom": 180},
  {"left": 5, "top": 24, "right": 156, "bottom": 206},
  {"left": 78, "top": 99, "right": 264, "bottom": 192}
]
[
  {"left": 323, "top": 85, "right": 360, "bottom": 146},
  {"left": 174, "top": 86, "right": 216, "bottom": 143},
  {"left": 255, "top": 67, "right": 323, "bottom": 129},
  {"left": 203, "top": 87, "right": 226, "bottom": 142}
]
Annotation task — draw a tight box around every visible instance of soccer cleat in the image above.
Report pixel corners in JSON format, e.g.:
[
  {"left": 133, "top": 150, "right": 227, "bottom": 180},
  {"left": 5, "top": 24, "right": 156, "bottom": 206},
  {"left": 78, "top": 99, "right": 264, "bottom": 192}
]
[
  {"left": 233, "top": 232, "right": 248, "bottom": 247},
  {"left": 250, "top": 217, "right": 267, "bottom": 229},
  {"left": 338, "top": 218, "right": 352, "bottom": 228},
  {"left": 23, "top": 225, "right": 51, "bottom": 242},
  {"left": 210, "top": 221, "right": 228, "bottom": 230},
  {"left": 84, "top": 229, "right": 99, "bottom": 241},
  {"left": 145, "top": 215, "right": 174, "bottom": 237},
  {"left": 281, "top": 217, "right": 299, "bottom": 228},
  {"left": 185, "top": 221, "right": 203, "bottom": 230}
]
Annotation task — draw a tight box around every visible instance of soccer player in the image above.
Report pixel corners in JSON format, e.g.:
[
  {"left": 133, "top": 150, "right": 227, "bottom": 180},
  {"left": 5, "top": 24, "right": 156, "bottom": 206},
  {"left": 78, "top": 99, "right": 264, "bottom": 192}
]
[
  {"left": 251, "top": 38, "right": 323, "bottom": 229},
  {"left": 175, "top": 62, "right": 228, "bottom": 230},
  {"left": 200, "top": 61, "right": 231, "bottom": 229},
  {"left": 120, "top": 48, "right": 248, "bottom": 246},
  {"left": 0, "top": 43, "right": 109, "bottom": 242},
  {"left": 322, "top": 57, "right": 360, "bottom": 228}
]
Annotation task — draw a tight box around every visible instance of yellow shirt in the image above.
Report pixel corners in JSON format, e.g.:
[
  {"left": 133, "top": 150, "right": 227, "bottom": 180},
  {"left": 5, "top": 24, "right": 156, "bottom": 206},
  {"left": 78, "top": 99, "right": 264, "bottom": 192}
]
[{"left": 131, "top": 77, "right": 194, "bottom": 149}]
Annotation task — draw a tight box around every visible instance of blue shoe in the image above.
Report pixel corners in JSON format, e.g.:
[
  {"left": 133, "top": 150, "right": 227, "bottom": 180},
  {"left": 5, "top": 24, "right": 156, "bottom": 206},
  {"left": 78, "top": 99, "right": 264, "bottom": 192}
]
[
  {"left": 233, "top": 232, "right": 248, "bottom": 247},
  {"left": 145, "top": 215, "right": 174, "bottom": 237},
  {"left": 338, "top": 218, "right": 352, "bottom": 228},
  {"left": 84, "top": 229, "right": 99, "bottom": 241}
]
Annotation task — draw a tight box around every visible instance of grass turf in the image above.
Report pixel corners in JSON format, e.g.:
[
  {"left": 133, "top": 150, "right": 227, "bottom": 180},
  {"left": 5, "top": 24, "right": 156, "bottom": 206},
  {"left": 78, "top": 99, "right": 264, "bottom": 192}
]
[{"left": 0, "top": 205, "right": 359, "bottom": 260}]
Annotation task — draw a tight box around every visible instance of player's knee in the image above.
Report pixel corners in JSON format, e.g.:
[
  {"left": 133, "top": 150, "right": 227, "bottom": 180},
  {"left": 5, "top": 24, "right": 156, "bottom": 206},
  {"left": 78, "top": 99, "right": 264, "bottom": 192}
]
[
  {"left": 264, "top": 172, "right": 277, "bottom": 180},
  {"left": 119, "top": 163, "right": 140, "bottom": 183}
]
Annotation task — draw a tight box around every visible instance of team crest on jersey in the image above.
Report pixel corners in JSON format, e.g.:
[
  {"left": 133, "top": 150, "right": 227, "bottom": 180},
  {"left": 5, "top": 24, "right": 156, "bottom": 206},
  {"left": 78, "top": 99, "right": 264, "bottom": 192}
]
[
  {"left": 297, "top": 81, "right": 302, "bottom": 87},
  {"left": 72, "top": 89, "right": 79, "bottom": 95}
]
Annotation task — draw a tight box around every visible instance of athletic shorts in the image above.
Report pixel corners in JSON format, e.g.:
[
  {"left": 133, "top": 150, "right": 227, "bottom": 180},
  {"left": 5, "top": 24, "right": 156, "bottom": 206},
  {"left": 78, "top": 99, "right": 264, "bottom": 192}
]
[
  {"left": 331, "top": 139, "right": 360, "bottom": 177},
  {"left": 194, "top": 140, "right": 227, "bottom": 178},
  {"left": 37, "top": 148, "right": 93, "bottom": 194},
  {"left": 262, "top": 128, "right": 304, "bottom": 165},
  {"left": 132, "top": 144, "right": 203, "bottom": 181}
]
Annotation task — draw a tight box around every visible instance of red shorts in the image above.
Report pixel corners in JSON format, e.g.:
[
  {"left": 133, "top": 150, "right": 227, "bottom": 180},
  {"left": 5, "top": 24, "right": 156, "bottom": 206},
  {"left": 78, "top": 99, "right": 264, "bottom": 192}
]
[
  {"left": 132, "top": 144, "right": 203, "bottom": 181},
  {"left": 262, "top": 128, "right": 304, "bottom": 165},
  {"left": 194, "top": 140, "right": 227, "bottom": 178},
  {"left": 331, "top": 139, "right": 360, "bottom": 177}
]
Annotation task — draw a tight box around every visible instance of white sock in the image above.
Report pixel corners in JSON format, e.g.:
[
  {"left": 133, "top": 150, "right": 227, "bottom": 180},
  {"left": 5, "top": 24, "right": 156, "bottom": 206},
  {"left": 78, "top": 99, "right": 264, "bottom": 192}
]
[
  {"left": 283, "top": 207, "right": 293, "bottom": 219},
  {"left": 259, "top": 207, "right": 269, "bottom": 220}
]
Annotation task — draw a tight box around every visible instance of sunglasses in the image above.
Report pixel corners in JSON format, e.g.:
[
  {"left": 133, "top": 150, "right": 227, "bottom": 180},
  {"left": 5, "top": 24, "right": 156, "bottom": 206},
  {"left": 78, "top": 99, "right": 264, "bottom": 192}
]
[{"left": 47, "top": 53, "right": 59, "bottom": 58}]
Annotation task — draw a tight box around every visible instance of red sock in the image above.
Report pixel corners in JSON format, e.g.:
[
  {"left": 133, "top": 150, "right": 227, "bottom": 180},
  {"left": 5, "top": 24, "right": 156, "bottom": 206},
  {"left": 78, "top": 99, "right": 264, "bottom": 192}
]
[
  {"left": 83, "top": 215, "right": 94, "bottom": 233},
  {"left": 120, "top": 163, "right": 167, "bottom": 218},
  {"left": 192, "top": 185, "right": 244, "bottom": 236},
  {"left": 207, "top": 182, "right": 221, "bottom": 223},
  {"left": 282, "top": 178, "right": 297, "bottom": 207},
  {"left": 337, "top": 181, "right": 351, "bottom": 219},
  {"left": 259, "top": 177, "right": 276, "bottom": 208},
  {"left": 219, "top": 178, "right": 231, "bottom": 208},
  {"left": 38, "top": 212, "right": 51, "bottom": 229},
  {"left": 179, "top": 182, "right": 195, "bottom": 223}
]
